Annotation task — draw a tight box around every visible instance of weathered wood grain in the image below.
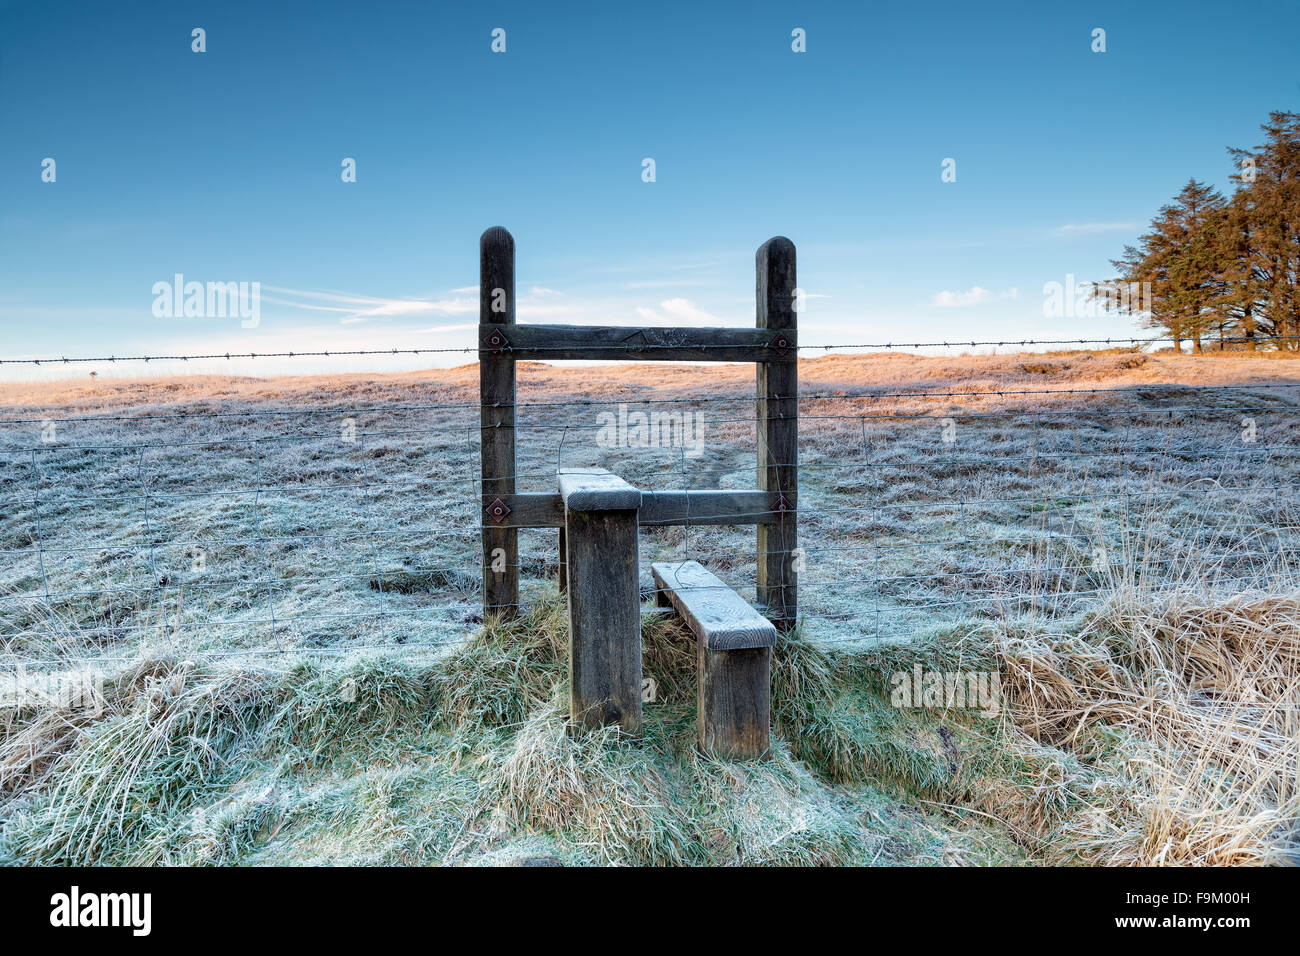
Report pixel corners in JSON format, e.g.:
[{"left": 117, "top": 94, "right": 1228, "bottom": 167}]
[
  {"left": 557, "top": 526, "right": 567, "bottom": 595},
  {"left": 650, "top": 561, "right": 776, "bottom": 650},
  {"left": 755, "top": 236, "right": 798, "bottom": 630},
  {"left": 487, "top": 490, "right": 778, "bottom": 529},
  {"left": 480, "top": 323, "right": 794, "bottom": 363},
  {"left": 698, "top": 644, "right": 771, "bottom": 759},
  {"left": 558, "top": 468, "right": 643, "bottom": 511},
  {"left": 480, "top": 226, "right": 517, "bottom": 620},
  {"left": 641, "top": 490, "right": 776, "bottom": 527},
  {"left": 566, "top": 506, "right": 642, "bottom": 733}
]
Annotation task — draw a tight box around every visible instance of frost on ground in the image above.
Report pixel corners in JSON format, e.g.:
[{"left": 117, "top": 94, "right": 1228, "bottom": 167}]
[{"left": 1, "top": 350, "right": 1297, "bottom": 864}]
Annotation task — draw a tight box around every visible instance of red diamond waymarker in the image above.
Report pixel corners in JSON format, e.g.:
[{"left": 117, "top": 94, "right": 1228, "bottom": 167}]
[{"left": 485, "top": 497, "right": 511, "bottom": 524}]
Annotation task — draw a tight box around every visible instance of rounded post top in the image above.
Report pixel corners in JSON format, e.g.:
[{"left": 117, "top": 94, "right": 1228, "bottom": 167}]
[
  {"left": 480, "top": 226, "right": 515, "bottom": 250},
  {"left": 757, "top": 236, "right": 795, "bottom": 260}
]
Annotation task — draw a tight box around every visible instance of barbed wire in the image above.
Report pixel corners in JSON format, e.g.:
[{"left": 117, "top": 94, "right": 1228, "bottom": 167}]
[{"left": 4, "top": 333, "right": 1300, "bottom": 366}]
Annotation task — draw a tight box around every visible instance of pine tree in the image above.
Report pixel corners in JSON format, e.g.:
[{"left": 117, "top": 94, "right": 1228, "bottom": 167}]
[
  {"left": 1229, "top": 111, "right": 1300, "bottom": 350},
  {"left": 1099, "top": 181, "right": 1225, "bottom": 351},
  {"left": 1098, "top": 109, "right": 1300, "bottom": 352},
  {"left": 1165, "top": 180, "right": 1226, "bottom": 353},
  {"left": 1207, "top": 195, "right": 1262, "bottom": 349}
]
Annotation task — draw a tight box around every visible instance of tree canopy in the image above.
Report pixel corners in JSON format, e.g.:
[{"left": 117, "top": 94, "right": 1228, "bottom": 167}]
[{"left": 1097, "top": 110, "right": 1300, "bottom": 351}]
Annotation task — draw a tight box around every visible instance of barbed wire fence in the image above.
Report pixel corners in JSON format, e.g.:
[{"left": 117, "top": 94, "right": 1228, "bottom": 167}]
[
  {"left": 3, "top": 332, "right": 1299, "bottom": 366},
  {"left": 2, "top": 337, "right": 1299, "bottom": 681}
]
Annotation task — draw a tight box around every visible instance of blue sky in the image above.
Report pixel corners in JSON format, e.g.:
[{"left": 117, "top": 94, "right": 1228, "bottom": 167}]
[{"left": 2, "top": 0, "right": 1298, "bottom": 378}]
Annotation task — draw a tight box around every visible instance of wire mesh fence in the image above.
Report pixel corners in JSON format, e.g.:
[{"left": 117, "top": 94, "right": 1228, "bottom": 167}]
[{"left": 2, "top": 347, "right": 1299, "bottom": 676}]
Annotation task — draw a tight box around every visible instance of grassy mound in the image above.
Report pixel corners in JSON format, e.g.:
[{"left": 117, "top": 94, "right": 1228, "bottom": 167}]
[{"left": 2, "top": 587, "right": 1295, "bottom": 865}]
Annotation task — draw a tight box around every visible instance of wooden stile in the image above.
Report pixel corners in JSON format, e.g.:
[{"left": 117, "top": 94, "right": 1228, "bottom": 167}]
[{"left": 478, "top": 230, "right": 799, "bottom": 755}]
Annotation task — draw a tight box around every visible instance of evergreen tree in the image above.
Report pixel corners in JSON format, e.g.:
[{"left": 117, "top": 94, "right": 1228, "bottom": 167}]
[
  {"left": 1229, "top": 111, "right": 1300, "bottom": 350},
  {"left": 1207, "top": 192, "right": 1263, "bottom": 349},
  {"left": 1098, "top": 109, "right": 1299, "bottom": 353},
  {"left": 1099, "top": 181, "right": 1224, "bottom": 351},
  {"left": 1162, "top": 180, "right": 1226, "bottom": 352}
]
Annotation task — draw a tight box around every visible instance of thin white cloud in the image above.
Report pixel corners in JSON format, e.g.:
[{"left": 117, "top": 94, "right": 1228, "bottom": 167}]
[
  {"left": 1053, "top": 222, "right": 1138, "bottom": 237},
  {"left": 257, "top": 296, "right": 354, "bottom": 315},
  {"left": 659, "top": 297, "right": 720, "bottom": 323},
  {"left": 633, "top": 297, "right": 721, "bottom": 324},
  {"left": 263, "top": 286, "right": 477, "bottom": 324},
  {"left": 932, "top": 286, "right": 990, "bottom": 308},
  {"left": 412, "top": 322, "right": 478, "bottom": 334}
]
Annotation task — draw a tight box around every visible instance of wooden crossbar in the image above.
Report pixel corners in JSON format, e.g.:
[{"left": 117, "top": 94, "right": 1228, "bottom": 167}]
[
  {"left": 481, "top": 490, "right": 781, "bottom": 529},
  {"left": 480, "top": 323, "right": 794, "bottom": 363}
]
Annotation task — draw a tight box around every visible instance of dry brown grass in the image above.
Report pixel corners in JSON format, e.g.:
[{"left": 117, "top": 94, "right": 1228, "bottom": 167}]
[
  {"left": 2, "top": 348, "right": 1298, "bottom": 414},
  {"left": 997, "top": 590, "right": 1300, "bottom": 865}
]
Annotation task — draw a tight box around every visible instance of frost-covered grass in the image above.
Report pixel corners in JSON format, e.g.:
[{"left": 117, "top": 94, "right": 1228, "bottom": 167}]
[
  {"left": 0, "top": 603, "right": 1027, "bottom": 865},
  {"left": 1, "top": 350, "right": 1297, "bottom": 864}
]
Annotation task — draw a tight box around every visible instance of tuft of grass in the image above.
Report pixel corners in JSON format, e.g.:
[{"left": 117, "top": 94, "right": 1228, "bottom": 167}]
[
  {"left": 997, "top": 589, "right": 1300, "bottom": 865},
  {"left": 485, "top": 697, "right": 703, "bottom": 865},
  {"left": 428, "top": 601, "right": 569, "bottom": 735},
  {"left": 0, "top": 654, "right": 448, "bottom": 865},
  {"left": 685, "top": 741, "right": 867, "bottom": 865}
]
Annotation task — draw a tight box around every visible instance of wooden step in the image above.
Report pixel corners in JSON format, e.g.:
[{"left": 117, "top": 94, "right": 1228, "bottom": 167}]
[
  {"left": 650, "top": 561, "right": 776, "bottom": 650},
  {"left": 652, "top": 560, "right": 774, "bottom": 759}
]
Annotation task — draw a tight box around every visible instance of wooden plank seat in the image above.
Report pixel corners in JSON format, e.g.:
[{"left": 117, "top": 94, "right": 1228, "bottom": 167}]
[{"left": 651, "top": 560, "right": 774, "bottom": 758}]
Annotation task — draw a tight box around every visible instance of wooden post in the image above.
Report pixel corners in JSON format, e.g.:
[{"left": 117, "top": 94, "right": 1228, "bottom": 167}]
[
  {"left": 481, "top": 226, "right": 518, "bottom": 620},
  {"left": 559, "top": 470, "right": 643, "bottom": 734},
  {"left": 699, "top": 645, "right": 771, "bottom": 758},
  {"left": 756, "top": 237, "right": 798, "bottom": 631}
]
